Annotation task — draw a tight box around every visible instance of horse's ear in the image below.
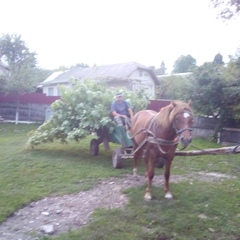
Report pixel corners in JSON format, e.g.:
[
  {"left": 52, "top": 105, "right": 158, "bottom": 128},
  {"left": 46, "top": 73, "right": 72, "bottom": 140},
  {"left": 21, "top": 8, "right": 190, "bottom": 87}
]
[
  {"left": 188, "top": 99, "right": 192, "bottom": 107},
  {"left": 171, "top": 101, "right": 177, "bottom": 108}
]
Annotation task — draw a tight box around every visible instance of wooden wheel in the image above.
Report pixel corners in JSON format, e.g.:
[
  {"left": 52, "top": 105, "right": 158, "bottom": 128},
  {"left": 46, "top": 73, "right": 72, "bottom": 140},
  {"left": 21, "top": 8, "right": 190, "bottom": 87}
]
[{"left": 112, "top": 148, "right": 123, "bottom": 169}]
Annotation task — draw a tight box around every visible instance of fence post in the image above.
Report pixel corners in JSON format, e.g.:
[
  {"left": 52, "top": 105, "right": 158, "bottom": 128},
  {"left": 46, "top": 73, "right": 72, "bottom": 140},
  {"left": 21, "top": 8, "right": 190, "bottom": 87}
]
[{"left": 217, "top": 131, "right": 221, "bottom": 144}]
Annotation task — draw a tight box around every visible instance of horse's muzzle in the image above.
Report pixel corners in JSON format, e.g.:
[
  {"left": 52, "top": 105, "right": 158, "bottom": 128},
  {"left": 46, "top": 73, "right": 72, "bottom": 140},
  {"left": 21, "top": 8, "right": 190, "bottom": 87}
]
[
  {"left": 180, "top": 136, "right": 192, "bottom": 147},
  {"left": 178, "top": 128, "right": 192, "bottom": 147}
]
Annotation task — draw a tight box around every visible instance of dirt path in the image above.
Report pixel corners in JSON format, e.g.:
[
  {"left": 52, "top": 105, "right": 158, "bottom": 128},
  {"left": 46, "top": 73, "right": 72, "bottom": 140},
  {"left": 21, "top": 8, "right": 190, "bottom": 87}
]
[{"left": 0, "top": 172, "right": 236, "bottom": 240}]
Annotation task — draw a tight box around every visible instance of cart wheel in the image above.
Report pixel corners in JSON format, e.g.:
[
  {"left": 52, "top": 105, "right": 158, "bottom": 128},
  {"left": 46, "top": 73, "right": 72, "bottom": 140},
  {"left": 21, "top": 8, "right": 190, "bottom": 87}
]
[
  {"left": 90, "top": 139, "right": 99, "bottom": 156},
  {"left": 112, "top": 148, "right": 123, "bottom": 169},
  {"left": 155, "top": 157, "right": 165, "bottom": 168}
]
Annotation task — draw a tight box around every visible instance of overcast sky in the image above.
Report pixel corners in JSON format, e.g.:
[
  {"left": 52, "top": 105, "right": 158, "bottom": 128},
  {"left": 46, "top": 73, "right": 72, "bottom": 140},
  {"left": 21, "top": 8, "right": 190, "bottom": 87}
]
[{"left": 1, "top": 0, "right": 240, "bottom": 72}]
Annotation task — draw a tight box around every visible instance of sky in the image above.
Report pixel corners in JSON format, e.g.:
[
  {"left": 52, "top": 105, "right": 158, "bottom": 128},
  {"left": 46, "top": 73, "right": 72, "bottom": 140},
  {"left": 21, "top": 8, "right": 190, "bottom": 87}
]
[{"left": 0, "top": 0, "right": 240, "bottom": 73}]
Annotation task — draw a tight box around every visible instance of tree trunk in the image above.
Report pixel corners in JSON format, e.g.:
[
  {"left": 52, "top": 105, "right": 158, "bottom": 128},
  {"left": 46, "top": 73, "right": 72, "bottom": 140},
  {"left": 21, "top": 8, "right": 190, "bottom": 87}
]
[{"left": 175, "top": 145, "right": 240, "bottom": 156}]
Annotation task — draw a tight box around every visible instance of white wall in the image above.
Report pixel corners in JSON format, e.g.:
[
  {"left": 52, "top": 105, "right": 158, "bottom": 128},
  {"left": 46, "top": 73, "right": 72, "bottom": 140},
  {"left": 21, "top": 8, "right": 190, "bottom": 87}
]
[
  {"left": 129, "top": 69, "right": 155, "bottom": 97},
  {"left": 43, "top": 85, "right": 60, "bottom": 96}
]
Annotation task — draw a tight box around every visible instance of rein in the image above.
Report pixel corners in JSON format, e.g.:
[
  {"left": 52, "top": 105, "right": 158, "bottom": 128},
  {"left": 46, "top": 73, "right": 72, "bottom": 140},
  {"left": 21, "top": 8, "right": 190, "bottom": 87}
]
[{"left": 188, "top": 144, "right": 218, "bottom": 155}]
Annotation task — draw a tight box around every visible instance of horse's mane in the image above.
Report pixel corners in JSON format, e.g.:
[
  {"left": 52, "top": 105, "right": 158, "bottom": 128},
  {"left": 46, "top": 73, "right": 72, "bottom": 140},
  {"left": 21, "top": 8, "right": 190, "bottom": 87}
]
[{"left": 155, "top": 100, "right": 193, "bottom": 129}]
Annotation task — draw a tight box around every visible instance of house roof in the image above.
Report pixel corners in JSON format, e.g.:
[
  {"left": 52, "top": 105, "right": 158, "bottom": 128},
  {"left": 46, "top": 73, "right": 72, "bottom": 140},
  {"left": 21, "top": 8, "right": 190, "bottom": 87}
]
[
  {"left": 42, "top": 62, "right": 159, "bottom": 86},
  {"left": 37, "top": 71, "right": 66, "bottom": 88},
  {"left": 41, "top": 71, "right": 66, "bottom": 83}
]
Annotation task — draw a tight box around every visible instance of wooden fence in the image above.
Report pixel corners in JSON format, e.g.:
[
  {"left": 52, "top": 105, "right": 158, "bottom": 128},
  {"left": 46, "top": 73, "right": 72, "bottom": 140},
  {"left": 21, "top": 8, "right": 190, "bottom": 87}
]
[
  {"left": 0, "top": 102, "right": 50, "bottom": 122},
  {"left": 192, "top": 116, "right": 216, "bottom": 140},
  {"left": 0, "top": 93, "right": 59, "bottom": 122},
  {"left": 220, "top": 128, "right": 240, "bottom": 145},
  {"left": 191, "top": 117, "right": 240, "bottom": 145}
]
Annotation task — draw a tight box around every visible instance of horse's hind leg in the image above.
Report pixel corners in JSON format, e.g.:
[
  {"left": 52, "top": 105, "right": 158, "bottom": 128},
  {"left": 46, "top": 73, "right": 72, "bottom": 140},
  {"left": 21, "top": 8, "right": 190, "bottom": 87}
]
[
  {"left": 133, "top": 148, "right": 144, "bottom": 181},
  {"left": 132, "top": 141, "right": 139, "bottom": 180}
]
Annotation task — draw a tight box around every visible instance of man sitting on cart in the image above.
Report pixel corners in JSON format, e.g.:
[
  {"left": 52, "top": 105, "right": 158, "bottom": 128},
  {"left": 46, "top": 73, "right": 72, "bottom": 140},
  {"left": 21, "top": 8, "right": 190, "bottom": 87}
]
[{"left": 110, "top": 92, "right": 133, "bottom": 131}]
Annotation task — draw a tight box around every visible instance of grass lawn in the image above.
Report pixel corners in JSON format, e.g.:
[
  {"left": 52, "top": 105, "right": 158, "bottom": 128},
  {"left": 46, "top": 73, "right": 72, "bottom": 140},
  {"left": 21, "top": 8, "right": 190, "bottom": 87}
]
[{"left": 0, "top": 123, "right": 239, "bottom": 239}]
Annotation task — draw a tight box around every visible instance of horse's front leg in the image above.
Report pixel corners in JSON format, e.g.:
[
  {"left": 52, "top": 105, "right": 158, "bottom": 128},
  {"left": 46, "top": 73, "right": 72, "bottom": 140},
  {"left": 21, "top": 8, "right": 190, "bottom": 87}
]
[
  {"left": 144, "top": 152, "right": 155, "bottom": 200},
  {"left": 133, "top": 148, "right": 145, "bottom": 181},
  {"left": 164, "top": 157, "right": 173, "bottom": 199},
  {"left": 133, "top": 158, "right": 139, "bottom": 180}
]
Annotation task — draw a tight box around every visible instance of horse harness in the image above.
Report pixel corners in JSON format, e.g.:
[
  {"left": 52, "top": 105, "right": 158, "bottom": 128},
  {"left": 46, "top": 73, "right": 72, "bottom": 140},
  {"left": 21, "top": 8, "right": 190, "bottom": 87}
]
[{"left": 130, "top": 110, "right": 193, "bottom": 155}]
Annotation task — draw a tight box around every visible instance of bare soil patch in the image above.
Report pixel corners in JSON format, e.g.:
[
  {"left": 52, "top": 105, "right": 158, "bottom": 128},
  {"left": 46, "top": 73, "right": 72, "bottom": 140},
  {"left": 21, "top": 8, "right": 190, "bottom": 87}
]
[{"left": 0, "top": 173, "right": 236, "bottom": 240}]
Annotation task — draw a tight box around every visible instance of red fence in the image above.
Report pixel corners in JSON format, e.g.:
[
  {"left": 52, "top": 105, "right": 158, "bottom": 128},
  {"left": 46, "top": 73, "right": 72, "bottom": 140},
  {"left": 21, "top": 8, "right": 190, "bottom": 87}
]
[
  {"left": 0, "top": 93, "right": 60, "bottom": 104},
  {"left": 147, "top": 99, "right": 171, "bottom": 111}
]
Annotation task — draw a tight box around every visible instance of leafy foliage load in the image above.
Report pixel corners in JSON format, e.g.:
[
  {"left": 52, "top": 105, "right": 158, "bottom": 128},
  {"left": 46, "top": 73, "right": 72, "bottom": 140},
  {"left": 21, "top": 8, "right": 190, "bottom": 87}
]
[{"left": 27, "top": 80, "right": 150, "bottom": 148}]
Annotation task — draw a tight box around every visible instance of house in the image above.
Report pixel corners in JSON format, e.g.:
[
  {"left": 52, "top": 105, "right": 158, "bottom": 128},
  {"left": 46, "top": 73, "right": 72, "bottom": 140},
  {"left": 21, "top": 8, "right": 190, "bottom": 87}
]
[
  {"left": 38, "top": 70, "right": 66, "bottom": 95},
  {"left": 41, "top": 62, "right": 159, "bottom": 97}
]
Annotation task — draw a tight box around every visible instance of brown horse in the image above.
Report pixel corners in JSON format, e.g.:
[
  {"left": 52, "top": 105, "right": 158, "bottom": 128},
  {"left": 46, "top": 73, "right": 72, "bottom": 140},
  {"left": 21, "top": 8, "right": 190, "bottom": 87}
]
[{"left": 130, "top": 100, "right": 194, "bottom": 200}]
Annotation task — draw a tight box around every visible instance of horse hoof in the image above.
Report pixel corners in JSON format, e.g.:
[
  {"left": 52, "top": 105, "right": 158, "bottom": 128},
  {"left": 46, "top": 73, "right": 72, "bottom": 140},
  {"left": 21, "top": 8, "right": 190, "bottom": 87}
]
[
  {"left": 164, "top": 192, "right": 173, "bottom": 199},
  {"left": 144, "top": 193, "right": 152, "bottom": 201}
]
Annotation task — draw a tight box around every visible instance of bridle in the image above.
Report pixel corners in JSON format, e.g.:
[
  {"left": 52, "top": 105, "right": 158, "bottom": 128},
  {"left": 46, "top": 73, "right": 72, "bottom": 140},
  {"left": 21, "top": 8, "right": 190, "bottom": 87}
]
[
  {"left": 176, "top": 128, "right": 192, "bottom": 135},
  {"left": 173, "top": 109, "right": 193, "bottom": 133},
  {"left": 172, "top": 110, "right": 193, "bottom": 150}
]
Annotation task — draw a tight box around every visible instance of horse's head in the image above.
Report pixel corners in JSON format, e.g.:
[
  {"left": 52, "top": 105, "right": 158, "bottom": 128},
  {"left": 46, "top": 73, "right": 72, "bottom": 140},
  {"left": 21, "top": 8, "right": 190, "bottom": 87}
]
[{"left": 170, "top": 100, "right": 194, "bottom": 148}]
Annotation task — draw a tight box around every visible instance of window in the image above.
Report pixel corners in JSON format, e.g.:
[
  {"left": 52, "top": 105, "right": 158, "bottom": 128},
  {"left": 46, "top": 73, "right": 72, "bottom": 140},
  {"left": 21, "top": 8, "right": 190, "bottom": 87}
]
[
  {"left": 48, "top": 87, "right": 54, "bottom": 96},
  {"left": 57, "top": 88, "right": 61, "bottom": 96}
]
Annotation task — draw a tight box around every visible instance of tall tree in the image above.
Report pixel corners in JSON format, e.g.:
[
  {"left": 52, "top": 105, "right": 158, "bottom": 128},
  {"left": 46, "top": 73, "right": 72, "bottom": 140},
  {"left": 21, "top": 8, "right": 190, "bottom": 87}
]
[
  {"left": 0, "top": 34, "right": 39, "bottom": 92},
  {"left": 154, "top": 61, "right": 166, "bottom": 76},
  {"left": 211, "top": 0, "right": 240, "bottom": 20},
  {"left": 73, "top": 63, "right": 89, "bottom": 68},
  {"left": 156, "top": 75, "right": 192, "bottom": 101},
  {"left": 0, "top": 33, "right": 46, "bottom": 123},
  {"left": 159, "top": 61, "right": 167, "bottom": 75},
  {"left": 213, "top": 53, "right": 224, "bottom": 65},
  {"left": 190, "top": 62, "right": 226, "bottom": 139},
  {"left": 172, "top": 55, "right": 197, "bottom": 73},
  {"left": 222, "top": 49, "right": 240, "bottom": 123}
]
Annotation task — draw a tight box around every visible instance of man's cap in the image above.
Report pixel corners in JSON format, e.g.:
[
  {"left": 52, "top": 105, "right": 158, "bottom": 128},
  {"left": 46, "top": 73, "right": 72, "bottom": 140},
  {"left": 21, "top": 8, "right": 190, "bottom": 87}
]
[{"left": 116, "top": 92, "right": 123, "bottom": 97}]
